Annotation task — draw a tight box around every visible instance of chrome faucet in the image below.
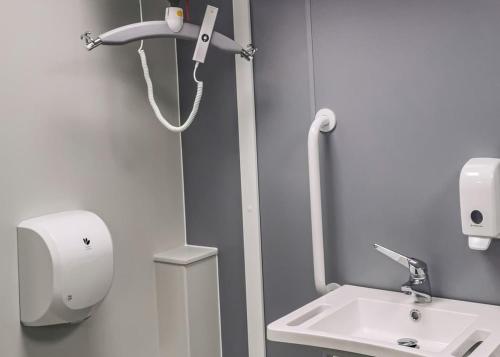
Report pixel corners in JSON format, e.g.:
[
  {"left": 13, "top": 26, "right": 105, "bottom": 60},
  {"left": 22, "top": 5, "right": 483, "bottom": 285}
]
[{"left": 373, "top": 244, "right": 432, "bottom": 303}]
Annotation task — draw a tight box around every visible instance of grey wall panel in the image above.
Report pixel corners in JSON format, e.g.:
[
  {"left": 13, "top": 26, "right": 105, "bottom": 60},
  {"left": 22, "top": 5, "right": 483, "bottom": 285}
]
[
  {"left": 311, "top": 0, "right": 500, "bottom": 304},
  {"left": 254, "top": 0, "right": 500, "bottom": 357},
  {"left": 0, "top": 0, "right": 185, "bottom": 356},
  {"left": 182, "top": 1, "right": 500, "bottom": 357},
  {"left": 177, "top": 1, "right": 249, "bottom": 356},
  {"left": 251, "top": 0, "right": 325, "bottom": 356},
  {"left": 253, "top": 0, "right": 316, "bottom": 317}
]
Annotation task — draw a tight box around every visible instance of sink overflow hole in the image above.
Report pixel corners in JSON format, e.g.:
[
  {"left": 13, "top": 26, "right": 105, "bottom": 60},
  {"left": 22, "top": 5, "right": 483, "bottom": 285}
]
[
  {"left": 410, "top": 309, "right": 421, "bottom": 321},
  {"left": 397, "top": 338, "right": 420, "bottom": 349}
]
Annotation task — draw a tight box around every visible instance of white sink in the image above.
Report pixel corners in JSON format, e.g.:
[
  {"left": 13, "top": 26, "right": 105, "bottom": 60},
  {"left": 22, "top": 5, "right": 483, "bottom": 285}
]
[
  {"left": 310, "top": 298, "right": 476, "bottom": 353},
  {"left": 268, "top": 285, "right": 500, "bottom": 357}
]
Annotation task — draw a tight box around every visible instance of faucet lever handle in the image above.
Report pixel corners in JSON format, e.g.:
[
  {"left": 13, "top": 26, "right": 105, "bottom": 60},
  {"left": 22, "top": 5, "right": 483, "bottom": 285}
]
[{"left": 373, "top": 244, "right": 411, "bottom": 269}]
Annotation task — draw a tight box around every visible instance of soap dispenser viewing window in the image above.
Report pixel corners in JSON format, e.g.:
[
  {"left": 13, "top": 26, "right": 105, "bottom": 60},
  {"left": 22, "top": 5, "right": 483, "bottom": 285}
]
[{"left": 460, "top": 158, "right": 500, "bottom": 251}]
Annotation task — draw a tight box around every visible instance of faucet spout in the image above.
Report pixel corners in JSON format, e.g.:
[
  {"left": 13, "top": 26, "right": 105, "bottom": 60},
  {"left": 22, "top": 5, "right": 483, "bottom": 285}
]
[{"left": 402, "top": 279, "right": 432, "bottom": 303}]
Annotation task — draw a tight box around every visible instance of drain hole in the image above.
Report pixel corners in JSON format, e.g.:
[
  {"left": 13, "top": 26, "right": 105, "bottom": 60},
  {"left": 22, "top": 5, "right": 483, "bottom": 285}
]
[{"left": 398, "top": 338, "right": 420, "bottom": 349}]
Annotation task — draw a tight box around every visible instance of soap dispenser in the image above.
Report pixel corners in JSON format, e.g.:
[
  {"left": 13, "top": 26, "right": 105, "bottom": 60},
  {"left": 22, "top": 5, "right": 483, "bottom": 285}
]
[{"left": 459, "top": 158, "right": 500, "bottom": 250}]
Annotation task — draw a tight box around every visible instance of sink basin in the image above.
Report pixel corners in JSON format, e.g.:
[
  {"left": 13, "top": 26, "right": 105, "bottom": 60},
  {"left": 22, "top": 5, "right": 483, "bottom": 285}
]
[
  {"left": 310, "top": 298, "right": 475, "bottom": 353},
  {"left": 268, "top": 285, "right": 500, "bottom": 356}
]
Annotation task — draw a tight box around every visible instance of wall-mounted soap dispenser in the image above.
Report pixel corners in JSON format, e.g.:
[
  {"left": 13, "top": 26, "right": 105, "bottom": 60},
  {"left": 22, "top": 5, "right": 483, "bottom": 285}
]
[
  {"left": 17, "top": 210, "right": 114, "bottom": 326},
  {"left": 460, "top": 158, "right": 500, "bottom": 251}
]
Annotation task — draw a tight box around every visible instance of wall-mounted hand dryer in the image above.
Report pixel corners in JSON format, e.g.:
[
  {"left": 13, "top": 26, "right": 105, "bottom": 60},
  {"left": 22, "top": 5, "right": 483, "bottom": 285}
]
[
  {"left": 17, "top": 210, "right": 114, "bottom": 326},
  {"left": 460, "top": 158, "right": 500, "bottom": 251}
]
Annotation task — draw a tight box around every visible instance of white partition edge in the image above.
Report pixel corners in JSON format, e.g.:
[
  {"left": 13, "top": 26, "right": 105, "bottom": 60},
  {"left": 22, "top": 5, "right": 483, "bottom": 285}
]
[{"left": 232, "top": 0, "right": 267, "bottom": 356}]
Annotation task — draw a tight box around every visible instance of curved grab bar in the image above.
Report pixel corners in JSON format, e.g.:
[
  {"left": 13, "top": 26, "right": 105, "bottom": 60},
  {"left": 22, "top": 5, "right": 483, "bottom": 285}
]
[{"left": 308, "top": 108, "right": 340, "bottom": 295}]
